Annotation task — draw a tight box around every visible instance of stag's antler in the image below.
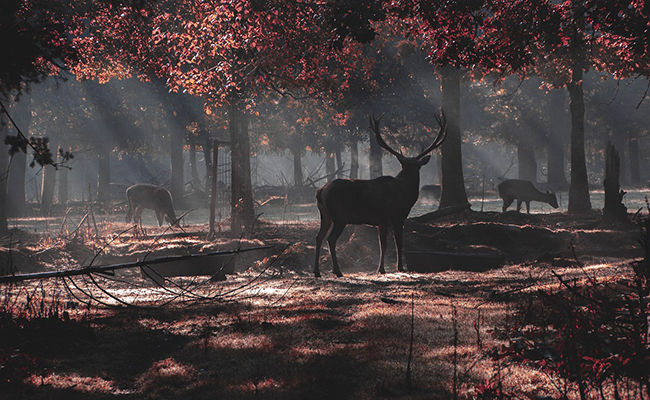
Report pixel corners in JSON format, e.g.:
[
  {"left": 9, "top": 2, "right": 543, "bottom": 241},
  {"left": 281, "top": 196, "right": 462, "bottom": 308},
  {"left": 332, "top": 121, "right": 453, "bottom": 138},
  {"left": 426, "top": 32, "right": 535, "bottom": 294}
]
[
  {"left": 416, "top": 110, "right": 447, "bottom": 159},
  {"left": 368, "top": 113, "right": 403, "bottom": 159}
]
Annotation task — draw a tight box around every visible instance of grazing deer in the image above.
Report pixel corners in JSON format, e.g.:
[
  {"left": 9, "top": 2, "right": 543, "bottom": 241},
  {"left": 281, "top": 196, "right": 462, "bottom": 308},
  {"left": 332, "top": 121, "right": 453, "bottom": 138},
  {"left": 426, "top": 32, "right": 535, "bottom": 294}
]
[
  {"left": 314, "top": 112, "right": 446, "bottom": 277},
  {"left": 497, "top": 179, "right": 559, "bottom": 214},
  {"left": 125, "top": 184, "right": 180, "bottom": 227}
]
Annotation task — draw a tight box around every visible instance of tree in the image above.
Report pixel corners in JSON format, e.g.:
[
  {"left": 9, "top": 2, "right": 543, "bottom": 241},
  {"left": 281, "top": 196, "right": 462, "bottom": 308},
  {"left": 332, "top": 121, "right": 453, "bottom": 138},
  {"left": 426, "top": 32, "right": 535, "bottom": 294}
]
[{"left": 72, "top": 0, "right": 363, "bottom": 234}]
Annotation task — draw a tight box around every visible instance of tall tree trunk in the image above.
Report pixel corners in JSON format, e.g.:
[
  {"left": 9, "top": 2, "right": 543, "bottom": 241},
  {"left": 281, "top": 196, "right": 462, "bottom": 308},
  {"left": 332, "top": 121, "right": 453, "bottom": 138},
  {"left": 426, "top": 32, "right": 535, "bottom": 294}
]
[
  {"left": 58, "top": 158, "right": 68, "bottom": 207},
  {"left": 517, "top": 145, "right": 537, "bottom": 182},
  {"left": 0, "top": 111, "right": 10, "bottom": 235},
  {"left": 335, "top": 147, "right": 343, "bottom": 179},
  {"left": 439, "top": 65, "right": 469, "bottom": 208},
  {"left": 368, "top": 129, "right": 383, "bottom": 179},
  {"left": 97, "top": 144, "right": 110, "bottom": 203},
  {"left": 292, "top": 141, "right": 303, "bottom": 186},
  {"left": 7, "top": 137, "right": 27, "bottom": 217},
  {"left": 188, "top": 136, "right": 201, "bottom": 191},
  {"left": 567, "top": 66, "right": 591, "bottom": 213},
  {"left": 629, "top": 137, "right": 640, "bottom": 185},
  {"left": 170, "top": 129, "right": 184, "bottom": 209},
  {"left": 349, "top": 140, "right": 359, "bottom": 179},
  {"left": 326, "top": 151, "right": 336, "bottom": 182},
  {"left": 203, "top": 137, "right": 213, "bottom": 196},
  {"left": 7, "top": 101, "right": 30, "bottom": 217},
  {"left": 41, "top": 135, "right": 58, "bottom": 215},
  {"left": 547, "top": 90, "right": 569, "bottom": 186},
  {"left": 229, "top": 103, "right": 254, "bottom": 235},
  {"left": 603, "top": 142, "right": 627, "bottom": 222}
]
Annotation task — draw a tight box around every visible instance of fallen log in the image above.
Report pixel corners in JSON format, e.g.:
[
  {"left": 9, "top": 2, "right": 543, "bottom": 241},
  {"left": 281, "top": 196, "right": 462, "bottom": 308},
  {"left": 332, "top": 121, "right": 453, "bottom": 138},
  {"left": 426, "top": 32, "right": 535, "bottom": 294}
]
[
  {"left": 410, "top": 203, "right": 471, "bottom": 223},
  {"left": 0, "top": 245, "right": 273, "bottom": 284}
]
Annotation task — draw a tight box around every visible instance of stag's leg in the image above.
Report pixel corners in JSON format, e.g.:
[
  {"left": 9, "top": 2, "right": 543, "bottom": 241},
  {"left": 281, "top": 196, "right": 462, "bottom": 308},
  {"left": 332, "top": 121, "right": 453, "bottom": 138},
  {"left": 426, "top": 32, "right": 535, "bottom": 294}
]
[
  {"left": 314, "top": 213, "right": 332, "bottom": 278},
  {"left": 525, "top": 201, "right": 531, "bottom": 214},
  {"left": 377, "top": 225, "right": 388, "bottom": 274},
  {"left": 516, "top": 199, "right": 523, "bottom": 212},
  {"left": 327, "top": 222, "right": 346, "bottom": 277},
  {"left": 502, "top": 197, "right": 514, "bottom": 212},
  {"left": 393, "top": 222, "right": 404, "bottom": 272}
]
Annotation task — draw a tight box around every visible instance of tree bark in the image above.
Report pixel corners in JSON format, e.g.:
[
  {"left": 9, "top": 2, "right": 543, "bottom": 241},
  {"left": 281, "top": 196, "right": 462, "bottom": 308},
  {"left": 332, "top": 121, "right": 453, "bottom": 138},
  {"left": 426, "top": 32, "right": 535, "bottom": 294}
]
[
  {"left": 368, "top": 128, "right": 383, "bottom": 179},
  {"left": 517, "top": 144, "right": 537, "bottom": 182},
  {"left": 203, "top": 137, "right": 213, "bottom": 195},
  {"left": 170, "top": 128, "right": 185, "bottom": 209},
  {"left": 229, "top": 103, "right": 254, "bottom": 235},
  {"left": 335, "top": 147, "right": 343, "bottom": 179},
  {"left": 567, "top": 66, "right": 592, "bottom": 213},
  {"left": 292, "top": 142, "right": 303, "bottom": 187},
  {"left": 349, "top": 140, "right": 359, "bottom": 179},
  {"left": 97, "top": 144, "right": 110, "bottom": 203},
  {"left": 188, "top": 136, "right": 201, "bottom": 191},
  {"left": 7, "top": 101, "right": 30, "bottom": 217},
  {"left": 547, "top": 90, "right": 569, "bottom": 187},
  {"left": 0, "top": 111, "right": 10, "bottom": 235},
  {"left": 40, "top": 135, "right": 57, "bottom": 216},
  {"left": 603, "top": 142, "right": 627, "bottom": 222},
  {"left": 326, "top": 151, "right": 336, "bottom": 182},
  {"left": 439, "top": 65, "right": 469, "bottom": 208},
  {"left": 58, "top": 158, "right": 68, "bottom": 207},
  {"left": 628, "top": 137, "right": 640, "bottom": 186}
]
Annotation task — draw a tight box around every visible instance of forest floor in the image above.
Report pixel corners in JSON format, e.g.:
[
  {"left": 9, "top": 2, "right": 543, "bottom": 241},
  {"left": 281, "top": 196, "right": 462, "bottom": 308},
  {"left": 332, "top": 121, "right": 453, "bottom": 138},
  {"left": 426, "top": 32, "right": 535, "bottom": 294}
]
[{"left": 0, "top": 208, "right": 647, "bottom": 399}]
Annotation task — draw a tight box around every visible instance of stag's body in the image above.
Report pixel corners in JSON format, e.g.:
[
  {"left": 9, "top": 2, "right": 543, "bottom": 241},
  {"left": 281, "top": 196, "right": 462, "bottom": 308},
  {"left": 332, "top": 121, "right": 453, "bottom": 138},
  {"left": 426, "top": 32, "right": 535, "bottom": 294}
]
[
  {"left": 125, "top": 184, "right": 179, "bottom": 227},
  {"left": 498, "top": 179, "right": 559, "bottom": 214},
  {"left": 314, "top": 113, "right": 446, "bottom": 277}
]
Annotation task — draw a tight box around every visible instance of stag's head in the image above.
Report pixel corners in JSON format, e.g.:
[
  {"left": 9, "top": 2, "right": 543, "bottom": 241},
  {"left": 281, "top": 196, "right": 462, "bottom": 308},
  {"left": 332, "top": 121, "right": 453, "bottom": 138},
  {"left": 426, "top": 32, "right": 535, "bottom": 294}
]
[{"left": 369, "top": 111, "right": 446, "bottom": 173}]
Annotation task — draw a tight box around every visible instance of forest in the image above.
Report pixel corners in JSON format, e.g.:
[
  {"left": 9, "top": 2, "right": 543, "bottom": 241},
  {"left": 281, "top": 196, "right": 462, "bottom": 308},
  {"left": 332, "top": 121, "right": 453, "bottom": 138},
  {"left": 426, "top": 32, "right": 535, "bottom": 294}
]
[{"left": 1, "top": 0, "right": 650, "bottom": 399}]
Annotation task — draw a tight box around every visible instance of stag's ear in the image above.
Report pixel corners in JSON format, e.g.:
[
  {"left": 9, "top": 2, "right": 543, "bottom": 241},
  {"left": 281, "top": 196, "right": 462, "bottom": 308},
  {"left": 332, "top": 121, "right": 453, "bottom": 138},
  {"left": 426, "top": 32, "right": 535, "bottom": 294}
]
[{"left": 418, "top": 155, "right": 431, "bottom": 166}]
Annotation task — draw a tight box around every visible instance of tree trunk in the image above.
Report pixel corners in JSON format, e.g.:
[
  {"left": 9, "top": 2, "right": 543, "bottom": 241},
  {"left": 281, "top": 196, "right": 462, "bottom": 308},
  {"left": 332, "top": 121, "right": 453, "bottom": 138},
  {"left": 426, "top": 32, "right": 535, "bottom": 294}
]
[
  {"left": 349, "top": 140, "right": 359, "bottom": 179},
  {"left": 517, "top": 144, "right": 537, "bottom": 182},
  {"left": 567, "top": 66, "right": 592, "bottom": 213},
  {"left": 292, "top": 142, "right": 303, "bottom": 186},
  {"left": 229, "top": 103, "right": 254, "bottom": 235},
  {"left": 7, "top": 138, "right": 27, "bottom": 217},
  {"left": 203, "top": 137, "right": 213, "bottom": 196},
  {"left": 7, "top": 101, "right": 30, "bottom": 217},
  {"left": 0, "top": 111, "right": 10, "bottom": 235},
  {"left": 188, "top": 136, "right": 201, "bottom": 191},
  {"left": 547, "top": 90, "right": 569, "bottom": 187},
  {"left": 41, "top": 135, "right": 58, "bottom": 216},
  {"left": 368, "top": 129, "right": 383, "bottom": 179},
  {"left": 58, "top": 160, "right": 68, "bottom": 207},
  {"left": 439, "top": 65, "right": 469, "bottom": 208},
  {"left": 326, "top": 151, "right": 336, "bottom": 182},
  {"left": 97, "top": 144, "right": 110, "bottom": 203},
  {"left": 170, "top": 128, "right": 185, "bottom": 209},
  {"left": 335, "top": 147, "right": 343, "bottom": 179},
  {"left": 628, "top": 137, "right": 640, "bottom": 186},
  {"left": 603, "top": 142, "right": 627, "bottom": 222}
]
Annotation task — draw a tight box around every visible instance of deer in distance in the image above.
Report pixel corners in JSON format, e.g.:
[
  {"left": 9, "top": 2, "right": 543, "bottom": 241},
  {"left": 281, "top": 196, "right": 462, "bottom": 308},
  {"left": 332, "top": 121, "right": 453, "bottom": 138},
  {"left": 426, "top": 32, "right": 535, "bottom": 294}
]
[
  {"left": 497, "top": 179, "right": 559, "bottom": 214},
  {"left": 125, "top": 184, "right": 180, "bottom": 227},
  {"left": 314, "top": 112, "right": 447, "bottom": 277}
]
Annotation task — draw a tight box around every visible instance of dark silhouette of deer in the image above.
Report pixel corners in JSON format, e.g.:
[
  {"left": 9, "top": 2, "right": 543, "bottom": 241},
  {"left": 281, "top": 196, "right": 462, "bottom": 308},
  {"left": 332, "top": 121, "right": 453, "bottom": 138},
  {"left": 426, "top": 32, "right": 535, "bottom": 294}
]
[
  {"left": 125, "top": 184, "right": 180, "bottom": 227},
  {"left": 314, "top": 112, "right": 446, "bottom": 277},
  {"left": 497, "top": 179, "right": 559, "bottom": 214}
]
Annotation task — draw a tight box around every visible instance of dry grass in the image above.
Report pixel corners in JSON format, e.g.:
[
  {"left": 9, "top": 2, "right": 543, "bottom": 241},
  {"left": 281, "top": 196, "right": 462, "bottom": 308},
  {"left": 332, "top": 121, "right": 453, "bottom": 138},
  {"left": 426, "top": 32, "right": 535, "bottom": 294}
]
[{"left": 0, "top": 212, "right": 645, "bottom": 399}]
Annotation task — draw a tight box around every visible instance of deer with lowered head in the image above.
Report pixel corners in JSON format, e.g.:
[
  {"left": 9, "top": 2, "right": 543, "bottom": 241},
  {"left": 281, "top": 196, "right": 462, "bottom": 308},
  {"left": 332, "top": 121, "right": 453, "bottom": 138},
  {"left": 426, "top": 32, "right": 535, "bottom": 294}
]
[
  {"left": 497, "top": 179, "right": 559, "bottom": 214},
  {"left": 314, "top": 112, "right": 446, "bottom": 277},
  {"left": 125, "top": 184, "right": 180, "bottom": 227}
]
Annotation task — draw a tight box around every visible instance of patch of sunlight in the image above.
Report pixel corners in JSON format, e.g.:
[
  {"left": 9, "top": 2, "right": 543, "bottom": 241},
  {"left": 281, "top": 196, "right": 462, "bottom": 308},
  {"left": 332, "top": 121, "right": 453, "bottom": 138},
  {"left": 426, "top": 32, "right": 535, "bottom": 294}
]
[
  {"left": 210, "top": 333, "right": 274, "bottom": 351},
  {"left": 30, "top": 373, "right": 132, "bottom": 395}
]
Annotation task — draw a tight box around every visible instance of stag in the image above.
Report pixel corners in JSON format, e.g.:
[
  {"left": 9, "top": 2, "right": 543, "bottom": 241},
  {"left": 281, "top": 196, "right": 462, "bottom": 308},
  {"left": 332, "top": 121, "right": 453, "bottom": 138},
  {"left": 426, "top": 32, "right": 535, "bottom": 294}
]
[{"left": 314, "top": 112, "right": 446, "bottom": 277}]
